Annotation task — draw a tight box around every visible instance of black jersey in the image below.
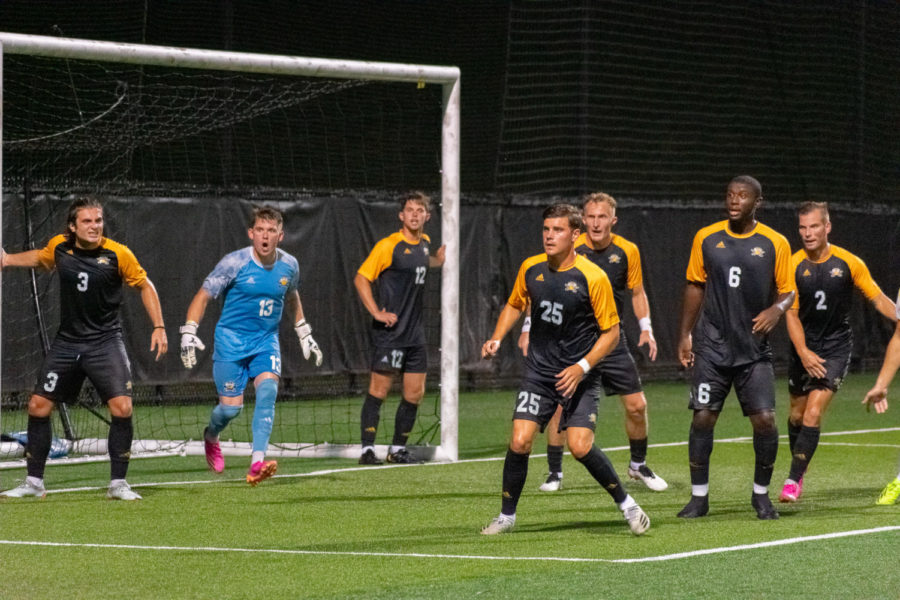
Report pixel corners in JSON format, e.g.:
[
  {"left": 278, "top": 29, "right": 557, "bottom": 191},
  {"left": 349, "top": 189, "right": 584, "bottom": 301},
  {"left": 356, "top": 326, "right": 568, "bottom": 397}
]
[
  {"left": 575, "top": 232, "right": 643, "bottom": 339},
  {"left": 37, "top": 234, "right": 148, "bottom": 342},
  {"left": 508, "top": 253, "right": 619, "bottom": 379},
  {"left": 358, "top": 231, "right": 431, "bottom": 347},
  {"left": 686, "top": 221, "right": 793, "bottom": 366},
  {"left": 791, "top": 245, "right": 883, "bottom": 353}
]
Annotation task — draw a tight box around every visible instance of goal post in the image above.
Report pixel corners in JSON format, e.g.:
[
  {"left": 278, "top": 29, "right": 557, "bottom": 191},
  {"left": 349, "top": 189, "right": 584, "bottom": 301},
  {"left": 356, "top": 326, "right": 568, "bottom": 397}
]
[{"left": 0, "top": 32, "right": 460, "bottom": 463}]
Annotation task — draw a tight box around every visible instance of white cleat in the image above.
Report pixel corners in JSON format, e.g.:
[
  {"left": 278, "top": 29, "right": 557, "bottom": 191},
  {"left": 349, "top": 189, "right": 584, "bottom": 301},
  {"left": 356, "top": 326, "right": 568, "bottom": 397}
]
[
  {"left": 480, "top": 513, "right": 516, "bottom": 535},
  {"left": 107, "top": 481, "right": 142, "bottom": 501},
  {"left": 538, "top": 472, "right": 563, "bottom": 492},
  {"left": 628, "top": 464, "right": 668, "bottom": 491},
  {"left": 0, "top": 480, "right": 47, "bottom": 499},
  {"left": 623, "top": 503, "right": 650, "bottom": 536}
]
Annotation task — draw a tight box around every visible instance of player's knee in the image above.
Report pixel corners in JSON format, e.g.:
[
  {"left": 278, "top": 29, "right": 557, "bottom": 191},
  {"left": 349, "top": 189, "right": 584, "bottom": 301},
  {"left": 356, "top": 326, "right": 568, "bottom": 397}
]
[
  {"left": 566, "top": 439, "right": 591, "bottom": 459},
  {"left": 27, "top": 395, "right": 54, "bottom": 417},
  {"left": 509, "top": 434, "right": 534, "bottom": 454},
  {"left": 750, "top": 411, "right": 776, "bottom": 434},
  {"left": 691, "top": 410, "right": 717, "bottom": 432},
  {"left": 107, "top": 396, "right": 133, "bottom": 418},
  {"left": 802, "top": 408, "right": 823, "bottom": 427}
]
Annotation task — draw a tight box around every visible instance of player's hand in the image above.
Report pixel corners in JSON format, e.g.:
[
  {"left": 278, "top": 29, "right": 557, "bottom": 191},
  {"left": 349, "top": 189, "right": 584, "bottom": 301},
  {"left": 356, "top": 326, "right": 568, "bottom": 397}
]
[
  {"left": 751, "top": 306, "right": 784, "bottom": 335},
  {"left": 863, "top": 386, "right": 889, "bottom": 414},
  {"left": 0, "top": 249, "right": 7, "bottom": 271},
  {"left": 799, "top": 347, "right": 827, "bottom": 379},
  {"left": 638, "top": 329, "right": 658, "bottom": 361},
  {"left": 517, "top": 330, "right": 529, "bottom": 357},
  {"left": 150, "top": 328, "right": 168, "bottom": 361},
  {"left": 179, "top": 322, "right": 205, "bottom": 369},
  {"left": 677, "top": 334, "right": 694, "bottom": 368},
  {"left": 295, "top": 319, "right": 323, "bottom": 367},
  {"left": 482, "top": 339, "right": 501, "bottom": 359},
  {"left": 374, "top": 309, "right": 398, "bottom": 328},
  {"left": 555, "top": 363, "right": 586, "bottom": 398},
  {"left": 431, "top": 244, "right": 446, "bottom": 267}
]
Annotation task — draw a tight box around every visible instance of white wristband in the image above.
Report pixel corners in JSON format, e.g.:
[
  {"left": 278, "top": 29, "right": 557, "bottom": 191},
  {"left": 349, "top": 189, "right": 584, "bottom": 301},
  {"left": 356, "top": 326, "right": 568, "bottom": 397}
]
[
  {"left": 639, "top": 317, "right": 652, "bottom": 332},
  {"left": 576, "top": 358, "right": 591, "bottom": 373},
  {"left": 521, "top": 316, "right": 532, "bottom": 333}
]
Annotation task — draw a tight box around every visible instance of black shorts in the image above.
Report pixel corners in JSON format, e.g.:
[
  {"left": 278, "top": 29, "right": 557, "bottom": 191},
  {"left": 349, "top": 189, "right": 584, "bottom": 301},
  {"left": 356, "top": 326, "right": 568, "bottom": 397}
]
[
  {"left": 689, "top": 353, "right": 775, "bottom": 416},
  {"left": 33, "top": 335, "right": 133, "bottom": 403},
  {"left": 598, "top": 338, "right": 642, "bottom": 397},
  {"left": 371, "top": 344, "right": 428, "bottom": 374},
  {"left": 788, "top": 345, "right": 851, "bottom": 396},
  {"left": 512, "top": 369, "right": 602, "bottom": 432}
]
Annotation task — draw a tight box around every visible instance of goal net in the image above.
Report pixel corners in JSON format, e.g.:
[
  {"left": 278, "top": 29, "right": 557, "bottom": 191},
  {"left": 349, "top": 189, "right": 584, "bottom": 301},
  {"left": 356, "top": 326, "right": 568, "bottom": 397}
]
[{"left": 0, "top": 33, "right": 460, "bottom": 466}]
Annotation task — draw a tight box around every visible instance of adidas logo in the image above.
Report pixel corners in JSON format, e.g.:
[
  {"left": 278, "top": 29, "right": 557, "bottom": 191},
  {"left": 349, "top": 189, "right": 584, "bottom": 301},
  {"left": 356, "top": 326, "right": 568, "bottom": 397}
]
[
  {"left": 802, "top": 269, "right": 811, "bottom": 277},
  {"left": 716, "top": 241, "right": 725, "bottom": 248},
  {"left": 404, "top": 248, "right": 412, "bottom": 254},
  {"left": 536, "top": 274, "right": 544, "bottom": 282}
]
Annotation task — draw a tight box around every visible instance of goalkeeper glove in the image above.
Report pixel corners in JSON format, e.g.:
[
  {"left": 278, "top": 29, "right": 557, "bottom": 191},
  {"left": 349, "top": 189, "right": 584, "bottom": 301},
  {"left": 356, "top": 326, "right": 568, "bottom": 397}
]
[
  {"left": 295, "top": 319, "right": 323, "bottom": 366},
  {"left": 179, "top": 321, "right": 205, "bottom": 369}
]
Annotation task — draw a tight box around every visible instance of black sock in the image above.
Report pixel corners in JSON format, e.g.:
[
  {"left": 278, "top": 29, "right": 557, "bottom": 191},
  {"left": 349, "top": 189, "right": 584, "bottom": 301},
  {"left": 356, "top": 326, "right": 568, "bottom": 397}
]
[
  {"left": 753, "top": 427, "right": 779, "bottom": 487},
  {"left": 577, "top": 446, "right": 627, "bottom": 504},
  {"left": 360, "top": 394, "right": 383, "bottom": 447},
  {"left": 26, "top": 415, "right": 52, "bottom": 480},
  {"left": 788, "top": 426, "right": 820, "bottom": 482},
  {"left": 501, "top": 448, "right": 530, "bottom": 516},
  {"left": 546, "top": 444, "right": 564, "bottom": 474},
  {"left": 688, "top": 425, "right": 714, "bottom": 486},
  {"left": 392, "top": 399, "right": 418, "bottom": 447},
  {"left": 109, "top": 415, "right": 133, "bottom": 481},
  {"left": 787, "top": 420, "right": 802, "bottom": 453},
  {"left": 629, "top": 437, "right": 648, "bottom": 465}
]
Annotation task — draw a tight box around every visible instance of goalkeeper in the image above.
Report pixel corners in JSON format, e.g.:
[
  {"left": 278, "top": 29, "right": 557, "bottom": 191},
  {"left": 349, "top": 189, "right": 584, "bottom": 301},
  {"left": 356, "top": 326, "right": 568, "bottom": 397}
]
[{"left": 180, "top": 206, "right": 322, "bottom": 485}]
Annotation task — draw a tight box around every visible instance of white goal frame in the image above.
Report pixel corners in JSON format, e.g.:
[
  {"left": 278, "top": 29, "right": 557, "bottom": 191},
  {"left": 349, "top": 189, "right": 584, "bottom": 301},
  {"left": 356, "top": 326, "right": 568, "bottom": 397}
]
[{"left": 0, "top": 32, "right": 460, "bottom": 463}]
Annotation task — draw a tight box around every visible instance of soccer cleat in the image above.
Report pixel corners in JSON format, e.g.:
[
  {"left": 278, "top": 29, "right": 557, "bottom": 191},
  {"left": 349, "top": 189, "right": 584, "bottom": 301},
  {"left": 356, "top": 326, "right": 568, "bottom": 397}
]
[
  {"left": 779, "top": 480, "right": 801, "bottom": 503},
  {"left": 107, "top": 481, "right": 142, "bottom": 501},
  {"left": 539, "top": 472, "right": 563, "bottom": 492},
  {"left": 751, "top": 492, "right": 779, "bottom": 520},
  {"left": 623, "top": 503, "right": 650, "bottom": 535},
  {"left": 386, "top": 448, "right": 418, "bottom": 464},
  {"left": 480, "top": 513, "right": 515, "bottom": 535},
  {"left": 0, "top": 480, "right": 47, "bottom": 499},
  {"left": 875, "top": 477, "right": 900, "bottom": 506},
  {"left": 627, "top": 464, "right": 669, "bottom": 492},
  {"left": 246, "top": 460, "right": 277, "bottom": 486},
  {"left": 677, "top": 495, "right": 709, "bottom": 518},
  {"left": 203, "top": 427, "right": 224, "bottom": 473},
  {"left": 358, "top": 449, "right": 383, "bottom": 465}
]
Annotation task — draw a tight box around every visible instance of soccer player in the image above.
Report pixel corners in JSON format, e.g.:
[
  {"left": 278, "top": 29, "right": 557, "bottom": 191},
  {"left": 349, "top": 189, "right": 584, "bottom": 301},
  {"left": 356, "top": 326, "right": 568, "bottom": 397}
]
[
  {"left": 677, "top": 175, "right": 794, "bottom": 520},
  {"left": 179, "top": 206, "right": 322, "bottom": 486},
  {"left": 521, "top": 192, "right": 667, "bottom": 493},
  {"left": 0, "top": 196, "right": 167, "bottom": 501},
  {"left": 779, "top": 201, "right": 896, "bottom": 503},
  {"left": 863, "top": 299, "right": 900, "bottom": 505},
  {"left": 354, "top": 191, "right": 445, "bottom": 465},
  {"left": 480, "top": 203, "right": 650, "bottom": 536}
]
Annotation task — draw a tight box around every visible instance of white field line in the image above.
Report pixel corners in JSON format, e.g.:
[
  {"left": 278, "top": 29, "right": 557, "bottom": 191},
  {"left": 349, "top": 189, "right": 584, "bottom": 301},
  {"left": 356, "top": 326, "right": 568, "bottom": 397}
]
[
  {"left": 38, "top": 425, "right": 900, "bottom": 495},
  {"left": 1, "top": 526, "right": 898, "bottom": 564}
]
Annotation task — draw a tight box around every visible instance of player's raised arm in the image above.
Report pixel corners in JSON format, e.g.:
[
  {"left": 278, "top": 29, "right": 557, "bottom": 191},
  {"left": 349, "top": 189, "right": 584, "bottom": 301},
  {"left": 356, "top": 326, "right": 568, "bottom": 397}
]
[{"left": 0, "top": 248, "right": 43, "bottom": 270}]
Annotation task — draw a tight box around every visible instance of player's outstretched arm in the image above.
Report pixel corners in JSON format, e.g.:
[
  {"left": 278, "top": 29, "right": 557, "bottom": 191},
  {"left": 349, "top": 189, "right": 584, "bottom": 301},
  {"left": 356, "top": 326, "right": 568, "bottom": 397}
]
[
  {"left": 482, "top": 303, "right": 523, "bottom": 359},
  {"left": 677, "top": 282, "right": 704, "bottom": 368},
  {"left": 179, "top": 288, "right": 211, "bottom": 369},
  {"left": 353, "top": 272, "right": 397, "bottom": 327},
  {"left": 137, "top": 278, "right": 168, "bottom": 361},
  {"left": 871, "top": 293, "right": 898, "bottom": 323},
  {"left": 0, "top": 248, "right": 42, "bottom": 271},
  {"left": 864, "top": 321, "right": 900, "bottom": 414},
  {"left": 287, "top": 290, "right": 323, "bottom": 366},
  {"left": 752, "top": 290, "right": 795, "bottom": 334},
  {"left": 631, "top": 283, "right": 657, "bottom": 361}
]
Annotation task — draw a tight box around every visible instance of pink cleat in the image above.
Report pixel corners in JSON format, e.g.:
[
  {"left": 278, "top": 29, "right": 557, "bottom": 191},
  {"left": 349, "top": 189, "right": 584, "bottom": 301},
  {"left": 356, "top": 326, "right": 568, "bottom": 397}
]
[
  {"left": 246, "top": 460, "right": 277, "bottom": 487},
  {"left": 203, "top": 428, "right": 224, "bottom": 473},
  {"left": 779, "top": 481, "right": 801, "bottom": 503}
]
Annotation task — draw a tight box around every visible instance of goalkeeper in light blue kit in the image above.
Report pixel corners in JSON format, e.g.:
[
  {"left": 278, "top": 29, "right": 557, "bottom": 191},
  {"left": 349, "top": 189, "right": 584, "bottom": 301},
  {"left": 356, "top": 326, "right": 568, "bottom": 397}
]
[{"left": 179, "top": 206, "right": 322, "bottom": 485}]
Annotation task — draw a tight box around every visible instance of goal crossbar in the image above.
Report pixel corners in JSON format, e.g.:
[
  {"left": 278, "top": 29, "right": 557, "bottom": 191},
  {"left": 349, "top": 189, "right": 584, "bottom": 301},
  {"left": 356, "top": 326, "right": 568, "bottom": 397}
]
[{"left": 0, "top": 32, "right": 460, "bottom": 462}]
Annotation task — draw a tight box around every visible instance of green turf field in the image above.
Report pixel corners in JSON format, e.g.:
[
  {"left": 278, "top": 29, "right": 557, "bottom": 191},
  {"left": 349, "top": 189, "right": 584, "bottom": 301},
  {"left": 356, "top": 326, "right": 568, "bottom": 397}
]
[{"left": 1, "top": 376, "right": 898, "bottom": 599}]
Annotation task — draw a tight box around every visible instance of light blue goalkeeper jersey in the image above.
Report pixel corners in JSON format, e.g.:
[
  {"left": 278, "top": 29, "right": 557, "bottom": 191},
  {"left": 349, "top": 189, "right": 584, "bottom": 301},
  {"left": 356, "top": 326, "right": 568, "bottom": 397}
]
[{"left": 202, "top": 247, "right": 300, "bottom": 362}]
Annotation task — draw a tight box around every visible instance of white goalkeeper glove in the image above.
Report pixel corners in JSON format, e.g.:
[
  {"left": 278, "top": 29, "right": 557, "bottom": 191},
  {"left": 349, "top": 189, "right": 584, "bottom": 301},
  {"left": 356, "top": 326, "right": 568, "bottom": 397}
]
[
  {"left": 179, "top": 321, "right": 205, "bottom": 369},
  {"left": 295, "top": 319, "right": 323, "bottom": 366}
]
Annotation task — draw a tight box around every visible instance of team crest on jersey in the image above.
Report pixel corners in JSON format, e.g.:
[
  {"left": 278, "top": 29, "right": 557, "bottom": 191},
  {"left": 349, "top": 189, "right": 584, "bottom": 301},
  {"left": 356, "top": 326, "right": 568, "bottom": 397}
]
[
  {"left": 125, "top": 380, "right": 132, "bottom": 391},
  {"left": 565, "top": 281, "right": 580, "bottom": 293},
  {"left": 279, "top": 277, "right": 289, "bottom": 286},
  {"left": 716, "top": 241, "right": 726, "bottom": 249},
  {"left": 802, "top": 269, "right": 811, "bottom": 277},
  {"left": 96, "top": 256, "right": 110, "bottom": 265},
  {"left": 535, "top": 273, "right": 544, "bottom": 282},
  {"left": 224, "top": 381, "right": 236, "bottom": 392},
  {"left": 750, "top": 247, "right": 765, "bottom": 257},
  {"left": 589, "top": 413, "right": 597, "bottom": 424},
  {"left": 422, "top": 246, "right": 428, "bottom": 255},
  {"left": 608, "top": 254, "right": 621, "bottom": 264},
  {"left": 830, "top": 268, "right": 844, "bottom": 278}
]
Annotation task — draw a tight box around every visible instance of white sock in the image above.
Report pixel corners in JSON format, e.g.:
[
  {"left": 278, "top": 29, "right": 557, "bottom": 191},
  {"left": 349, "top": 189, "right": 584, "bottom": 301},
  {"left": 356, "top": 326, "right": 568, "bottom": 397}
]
[
  {"left": 109, "top": 478, "right": 126, "bottom": 488},
  {"left": 389, "top": 445, "right": 405, "bottom": 454},
  {"left": 251, "top": 451, "right": 265, "bottom": 464},
  {"left": 753, "top": 483, "right": 768, "bottom": 495},
  {"left": 362, "top": 445, "right": 375, "bottom": 453},
  {"left": 691, "top": 484, "right": 709, "bottom": 497},
  {"left": 618, "top": 494, "right": 637, "bottom": 512},
  {"left": 629, "top": 461, "right": 645, "bottom": 471},
  {"left": 785, "top": 478, "right": 797, "bottom": 486},
  {"left": 26, "top": 476, "right": 44, "bottom": 488}
]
